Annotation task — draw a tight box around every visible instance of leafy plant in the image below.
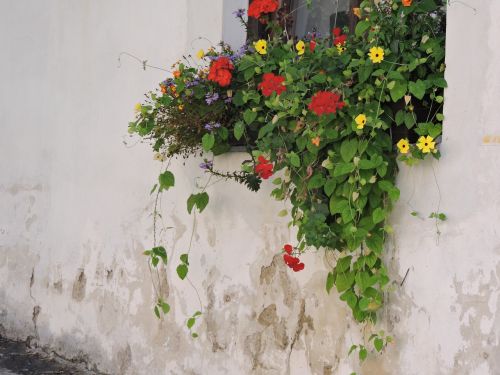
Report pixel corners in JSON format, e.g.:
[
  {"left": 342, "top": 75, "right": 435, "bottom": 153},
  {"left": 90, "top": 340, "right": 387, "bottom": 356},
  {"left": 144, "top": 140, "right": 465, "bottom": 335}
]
[{"left": 130, "top": 0, "right": 446, "bottom": 364}]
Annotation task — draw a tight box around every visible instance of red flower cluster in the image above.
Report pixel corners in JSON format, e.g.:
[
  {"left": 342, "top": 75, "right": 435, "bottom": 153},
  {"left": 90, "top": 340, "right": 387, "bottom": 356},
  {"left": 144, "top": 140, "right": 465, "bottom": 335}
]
[
  {"left": 258, "top": 73, "right": 286, "bottom": 97},
  {"left": 332, "top": 27, "right": 347, "bottom": 46},
  {"left": 255, "top": 155, "right": 273, "bottom": 179},
  {"left": 248, "top": 0, "right": 279, "bottom": 19},
  {"left": 308, "top": 91, "right": 345, "bottom": 116},
  {"left": 282, "top": 244, "right": 305, "bottom": 272},
  {"left": 208, "top": 57, "right": 234, "bottom": 87}
]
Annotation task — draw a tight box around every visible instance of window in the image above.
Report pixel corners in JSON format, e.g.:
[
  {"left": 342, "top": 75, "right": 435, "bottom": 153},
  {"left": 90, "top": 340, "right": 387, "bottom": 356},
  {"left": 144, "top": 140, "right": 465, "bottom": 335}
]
[{"left": 247, "top": 0, "right": 360, "bottom": 40}]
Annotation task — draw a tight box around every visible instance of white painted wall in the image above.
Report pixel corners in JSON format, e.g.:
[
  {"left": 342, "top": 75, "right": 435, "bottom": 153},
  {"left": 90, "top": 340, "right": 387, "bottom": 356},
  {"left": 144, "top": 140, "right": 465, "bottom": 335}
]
[{"left": 1, "top": 1, "right": 499, "bottom": 374}]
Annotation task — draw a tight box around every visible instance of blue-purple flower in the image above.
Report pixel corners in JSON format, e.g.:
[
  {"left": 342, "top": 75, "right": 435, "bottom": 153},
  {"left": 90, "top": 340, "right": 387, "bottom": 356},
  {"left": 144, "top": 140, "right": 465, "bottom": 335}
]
[
  {"left": 233, "top": 8, "right": 246, "bottom": 18},
  {"left": 205, "top": 92, "right": 219, "bottom": 105},
  {"left": 204, "top": 122, "right": 221, "bottom": 131},
  {"left": 199, "top": 160, "right": 213, "bottom": 170}
]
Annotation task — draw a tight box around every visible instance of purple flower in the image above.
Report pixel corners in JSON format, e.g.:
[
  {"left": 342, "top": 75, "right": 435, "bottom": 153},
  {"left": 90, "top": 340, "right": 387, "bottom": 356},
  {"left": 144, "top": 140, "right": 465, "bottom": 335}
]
[
  {"left": 204, "top": 122, "right": 221, "bottom": 131},
  {"left": 233, "top": 8, "right": 246, "bottom": 18},
  {"left": 205, "top": 92, "right": 219, "bottom": 105},
  {"left": 224, "top": 97, "right": 233, "bottom": 104},
  {"left": 186, "top": 79, "right": 200, "bottom": 87},
  {"left": 199, "top": 160, "right": 213, "bottom": 170}
]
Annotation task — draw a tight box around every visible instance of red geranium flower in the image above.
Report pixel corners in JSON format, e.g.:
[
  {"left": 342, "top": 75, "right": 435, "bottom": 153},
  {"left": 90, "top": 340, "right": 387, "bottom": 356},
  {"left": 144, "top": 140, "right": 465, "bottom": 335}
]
[
  {"left": 332, "top": 27, "right": 347, "bottom": 46},
  {"left": 309, "top": 40, "right": 317, "bottom": 52},
  {"left": 248, "top": 0, "right": 279, "bottom": 19},
  {"left": 308, "top": 91, "right": 345, "bottom": 116},
  {"left": 258, "top": 73, "right": 286, "bottom": 97},
  {"left": 255, "top": 155, "right": 274, "bottom": 179},
  {"left": 208, "top": 57, "right": 234, "bottom": 87},
  {"left": 283, "top": 254, "right": 305, "bottom": 272}
]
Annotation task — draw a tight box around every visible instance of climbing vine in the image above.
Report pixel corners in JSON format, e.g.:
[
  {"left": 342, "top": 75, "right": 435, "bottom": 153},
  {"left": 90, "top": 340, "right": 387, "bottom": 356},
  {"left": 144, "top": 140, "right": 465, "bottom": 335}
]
[{"left": 129, "top": 0, "right": 446, "bottom": 366}]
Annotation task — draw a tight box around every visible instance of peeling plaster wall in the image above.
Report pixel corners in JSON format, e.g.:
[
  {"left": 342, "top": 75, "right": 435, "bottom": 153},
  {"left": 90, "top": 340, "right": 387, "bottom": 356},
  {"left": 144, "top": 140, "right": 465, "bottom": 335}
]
[{"left": 0, "top": 1, "right": 499, "bottom": 374}]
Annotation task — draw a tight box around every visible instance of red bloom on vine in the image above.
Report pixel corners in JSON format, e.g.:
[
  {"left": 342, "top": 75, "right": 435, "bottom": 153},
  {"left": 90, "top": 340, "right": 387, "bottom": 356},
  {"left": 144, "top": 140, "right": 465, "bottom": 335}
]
[
  {"left": 248, "top": 0, "right": 279, "bottom": 19},
  {"left": 308, "top": 91, "right": 345, "bottom": 116},
  {"left": 258, "top": 73, "right": 287, "bottom": 97},
  {"left": 282, "top": 244, "right": 304, "bottom": 272},
  {"left": 208, "top": 57, "right": 234, "bottom": 87},
  {"left": 283, "top": 244, "right": 293, "bottom": 254},
  {"left": 332, "top": 27, "right": 347, "bottom": 46},
  {"left": 255, "top": 155, "right": 274, "bottom": 179}
]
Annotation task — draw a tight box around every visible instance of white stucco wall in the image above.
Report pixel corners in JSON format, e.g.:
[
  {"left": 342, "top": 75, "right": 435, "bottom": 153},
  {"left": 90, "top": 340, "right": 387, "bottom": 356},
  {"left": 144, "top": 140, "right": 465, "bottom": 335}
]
[{"left": 1, "top": 1, "right": 499, "bottom": 374}]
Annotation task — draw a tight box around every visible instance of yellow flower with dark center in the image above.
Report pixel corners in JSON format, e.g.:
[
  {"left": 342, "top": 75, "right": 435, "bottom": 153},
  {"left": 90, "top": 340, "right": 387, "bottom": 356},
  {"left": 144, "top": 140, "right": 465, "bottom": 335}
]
[
  {"left": 336, "top": 44, "right": 346, "bottom": 55},
  {"left": 368, "top": 46, "right": 384, "bottom": 63},
  {"left": 254, "top": 39, "right": 267, "bottom": 55},
  {"left": 134, "top": 103, "right": 142, "bottom": 113},
  {"left": 154, "top": 153, "right": 166, "bottom": 162},
  {"left": 397, "top": 138, "right": 410, "bottom": 154},
  {"left": 417, "top": 135, "right": 435, "bottom": 153},
  {"left": 196, "top": 49, "right": 205, "bottom": 59},
  {"left": 311, "top": 136, "right": 320, "bottom": 146},
  {"left": 355, "top": 114, "right": 367, "bottom": 129},
  {"left": 296, "top": 40, "right": 305, "bottom": 55}
]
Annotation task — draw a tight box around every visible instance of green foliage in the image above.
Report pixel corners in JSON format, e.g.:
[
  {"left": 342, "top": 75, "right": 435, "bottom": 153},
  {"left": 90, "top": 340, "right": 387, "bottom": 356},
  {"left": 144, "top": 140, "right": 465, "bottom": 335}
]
[
  {"left": 132, "top": 0, "right": 446, "bottom": 362},
  {"left": 176, "top": 253, "right": 189, "bottom": 280}
]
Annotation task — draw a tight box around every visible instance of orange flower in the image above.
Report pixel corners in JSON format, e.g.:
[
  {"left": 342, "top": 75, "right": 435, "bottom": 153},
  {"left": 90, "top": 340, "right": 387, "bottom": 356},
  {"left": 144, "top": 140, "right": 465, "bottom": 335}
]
[
  {"left": 173, "top": 70, "right": 181, "bottom": 78},
  {"left": 160, "top": 85, "right": 167, "bottom": 94},
  {"left": 402, "top": 0, "right": 412, "bottom": 6},
  {"left": 311, "top": 136, "right": 320, "bottom": 146},
  {"left": 352, "top": 7, "right": 361, "bottom": 18}
]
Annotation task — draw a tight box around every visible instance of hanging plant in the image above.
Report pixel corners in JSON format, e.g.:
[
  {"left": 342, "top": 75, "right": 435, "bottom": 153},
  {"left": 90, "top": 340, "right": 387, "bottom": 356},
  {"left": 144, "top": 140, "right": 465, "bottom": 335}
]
[{"left": 129, "top": 0, "right": 447, "bottom": 364}]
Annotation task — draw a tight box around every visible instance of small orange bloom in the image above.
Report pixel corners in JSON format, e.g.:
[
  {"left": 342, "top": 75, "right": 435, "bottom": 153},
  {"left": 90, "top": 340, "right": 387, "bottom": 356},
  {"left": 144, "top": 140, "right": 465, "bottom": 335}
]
[
  {"left": 352, "top": 7, "right": 361, "bottom": 18},
  {"left": 311, "top": 136, "right": 320, "bottom": 146},
  {"left": 160, "top": 85, "right": 167, "bottom": 94},
  {"left": 173, "top": 70, "right": 181, "bottom": 78},
  {"left": 402, "top": 0, "right": 412, "bottom": 6}
]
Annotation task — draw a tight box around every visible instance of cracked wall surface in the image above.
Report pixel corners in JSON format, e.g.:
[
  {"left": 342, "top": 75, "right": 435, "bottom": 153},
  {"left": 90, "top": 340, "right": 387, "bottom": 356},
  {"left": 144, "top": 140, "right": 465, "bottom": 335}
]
[{"left": 1, "top": 1, "right": 499, "bottom": 374}]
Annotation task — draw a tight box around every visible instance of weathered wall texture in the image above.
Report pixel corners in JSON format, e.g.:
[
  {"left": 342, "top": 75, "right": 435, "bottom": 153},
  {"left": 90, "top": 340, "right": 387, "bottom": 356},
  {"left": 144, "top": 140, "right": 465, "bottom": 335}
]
[{"left": 0, "top": 1, "right": 499, "bottom": 374}]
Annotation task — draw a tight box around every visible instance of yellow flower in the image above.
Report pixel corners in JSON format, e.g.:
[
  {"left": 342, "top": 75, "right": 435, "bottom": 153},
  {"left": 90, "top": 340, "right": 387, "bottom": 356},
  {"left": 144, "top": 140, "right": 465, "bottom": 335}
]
[
  {"left": 178, "top": 104, "right": 184, "bottom": 111},
  {"left": 134, "top": 103, "right": 142, "bottom": 113},
  {"left": 396, "top": 138, "right": 410, "bottom": 154},
  {"left": 154, "top": 153, "right": 166, "bottom": 162},
  {"left": 336, "top": 44, "right": 346, "bottom": 55},
  {"left": 254, "top": 39, "right": 267, "bottom": 55},
  {"left": 417, "top": 135, "right": 435, "bottom": 153},
  {"left": 353, "top": 7, "right": 362, "bottom": 18},
  {"left": 311, "top": 136, "right": 320, "bottom": 146},
  {"left": 196, "top": 49, "right": 205, "bottom": 59},
  {"left": 355, "top": 114, "right": 367, "bottom": 129},
  {"left": 368, "top": 46, "right": 384, "bottom": 63},
  {"left": 296, "top": 40, "right": 305, "bottom": 55}
]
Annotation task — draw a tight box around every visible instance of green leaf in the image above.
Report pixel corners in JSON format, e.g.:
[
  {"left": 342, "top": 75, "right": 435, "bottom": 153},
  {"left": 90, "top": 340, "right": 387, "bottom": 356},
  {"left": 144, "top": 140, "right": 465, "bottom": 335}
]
[
  {"left": 326, "top": 272, "right": 335, "bottom": 294},
  {"left": 390, "top": 81, "right": 407, "bottom": 102},
  {"left": 202, "top": 133, "right": 215, "bottom": 151},
  {"left": 358, "top": 65, "right": 373, "bottom": 84},
  {"left": 160, "top": 302, "right": 170, "bottom": 314},
  {"left": 151, "top": 257, "right": 159, "bottom": 267},
  {"left": 180, "top": 253, "right": 189, "bottom": 265},
  {"left": 372, "top": 208, "right": 386, "bottom": 224},
  {"left": 187, "top": 192, "right": 210, "bottom": 214},
  {"left": 243, "top": 109, "right": 257, "bottom": 125},
  {"left": 234, "top": 121, "right": 245, "bottom": 141},
  {"left": 324, "top": 179, "right": 336, "bottom": 197},
  {"left": 289, "top": 152, "right": 301, "bottom": 168},
  {"left": 374, "top": 337, "right": 384, "bottom": 352},
  {"left": 348, "top": 345, "right": 357, "bottom": 356},
  {"left": 366, "top": 233, "right": 384, "bottom": 254},
  {"left": 408, "top": 80, "right": 426, "bottom": 100},
  {"left": 329, "top": 198, "right": 349, "bottom": 214},
  {"left": 333, "top": 163, "right": 355, "bottom": 177},
  {"left": 154, "top": 306, "right": 160, "bottom": 319},
  {"left": 359, "top": 347, "right": 368, "bottom": 361},
  {"left": 336, "top": 271, "right": 355, "bottom": 292},
  {"left": 159, "top": 171, "right": 175, "bottom": 191},
  {"left": 340, "top": 139, "right": 358, "bottom": 163},
  {"left": 176, "top": 264, "right": 188, "bottom": 280},
  {"left": 307, "top": 174, "right": 326, "bottom": 189},
  {"left": 187, "top": 317, "right": 196, "bottom": 329},
  {"left": 336, "top": 256, "right": 352, "bottom": 273},
  {"left": 355, "top": 21, "right": 370, "bottom": 37}
]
